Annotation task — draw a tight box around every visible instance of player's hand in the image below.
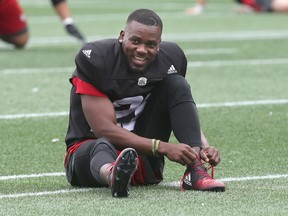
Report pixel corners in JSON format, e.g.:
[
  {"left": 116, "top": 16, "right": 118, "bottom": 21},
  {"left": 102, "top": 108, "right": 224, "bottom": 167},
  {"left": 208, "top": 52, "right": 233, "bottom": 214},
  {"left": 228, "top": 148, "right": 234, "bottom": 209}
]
[
  {"left": 159, "top": 142, "right": 198, "bottom": 165},
  {"left": 200, "top": 146, "right": 221, "bottom": 166}
]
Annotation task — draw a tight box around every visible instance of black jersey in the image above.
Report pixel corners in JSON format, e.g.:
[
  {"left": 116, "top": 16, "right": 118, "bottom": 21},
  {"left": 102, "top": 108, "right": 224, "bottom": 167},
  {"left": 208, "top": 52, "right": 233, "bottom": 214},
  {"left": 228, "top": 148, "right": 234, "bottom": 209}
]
[{"left": 65, "top": 39, "right": 187, "bottom": 148}]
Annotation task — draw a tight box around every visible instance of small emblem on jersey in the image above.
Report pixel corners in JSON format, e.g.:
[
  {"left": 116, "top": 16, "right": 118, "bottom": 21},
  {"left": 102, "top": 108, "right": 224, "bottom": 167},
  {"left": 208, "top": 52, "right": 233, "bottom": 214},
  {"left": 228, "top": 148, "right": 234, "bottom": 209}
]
[
  {"left": 137, "top": 77, "right": 147, "bottom": 86},
  {"left": 167, "top": 64, "right": 177, "bottom": 74},
  {"left": 82, "top": 49, "right": 92, "bottom": 58}
]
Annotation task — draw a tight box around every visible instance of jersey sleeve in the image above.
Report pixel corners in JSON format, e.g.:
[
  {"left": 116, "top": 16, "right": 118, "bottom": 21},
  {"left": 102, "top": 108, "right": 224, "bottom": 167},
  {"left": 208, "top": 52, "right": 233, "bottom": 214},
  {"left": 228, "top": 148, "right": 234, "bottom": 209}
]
[
  {"left": 71, "top": 76, "right": 107, "bottom": 97},
  {"left": 160, "top": 42, "right": 187, "bottom": 77},
  {"left": 178, "top": 45, "right": 187, "bottom": 77},
  {"left": 72, "top": 42, "right": 108, "bottom": 93},
  {"left": 172, "top": 42, "right": 187, "bottom": 77}
]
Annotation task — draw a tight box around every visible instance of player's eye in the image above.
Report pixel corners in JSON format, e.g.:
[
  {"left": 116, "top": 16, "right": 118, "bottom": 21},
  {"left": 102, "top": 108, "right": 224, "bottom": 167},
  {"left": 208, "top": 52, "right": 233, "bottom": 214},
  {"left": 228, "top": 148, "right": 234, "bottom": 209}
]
[
  {"left": 131, "top": 39, "right": 140, "bottom": 44},
  {"left": 147, "top": 42, "right": 157, "bottom": 49}
]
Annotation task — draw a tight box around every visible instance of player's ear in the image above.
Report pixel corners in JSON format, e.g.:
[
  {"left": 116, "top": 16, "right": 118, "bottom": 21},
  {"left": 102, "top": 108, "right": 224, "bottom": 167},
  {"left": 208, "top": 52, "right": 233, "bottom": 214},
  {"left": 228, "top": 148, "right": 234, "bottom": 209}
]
[
  {"left": 118, "top": 30, "right": 124, "bottom": 43},
  {"left": 158, "top": 38, "right": 162, "bottom": 51}
]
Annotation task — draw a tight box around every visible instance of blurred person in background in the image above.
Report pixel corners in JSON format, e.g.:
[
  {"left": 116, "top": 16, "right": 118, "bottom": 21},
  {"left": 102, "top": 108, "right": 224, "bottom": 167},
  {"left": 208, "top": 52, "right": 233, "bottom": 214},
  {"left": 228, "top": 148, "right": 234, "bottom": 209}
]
[
  {"left": 185, "top": 0, "right": 206, "bottom": 15},
  {"left": 235, "top": 0, "right": 288, "bottom": 13},
  {"left": 0, "top": 0, "right": 29, "bottom": 48},
  {"left": 0, "top": 0, "right": 85, "bottom": 49},
  {"left": 185, "top": 0, "right": 288, "bottom": 15},
  {"left": 51, "top": 0, "right": 86, "bottom": 43}
]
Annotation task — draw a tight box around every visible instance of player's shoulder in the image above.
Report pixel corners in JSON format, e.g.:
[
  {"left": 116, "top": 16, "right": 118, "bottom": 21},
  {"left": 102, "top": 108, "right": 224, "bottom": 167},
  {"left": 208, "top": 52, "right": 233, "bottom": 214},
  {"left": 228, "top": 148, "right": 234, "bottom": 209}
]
[
  {"left": 81, "top": 38, "right": 117, "bottom": 52},
  {"left": 159, "top": 41, "right": 183, "bottom": 51},
  {"left": 77, "top": 38, "right": 118, "bottom": 60},
  {"left": 159, "top": 41, "right": 185, "bottom": 56}
]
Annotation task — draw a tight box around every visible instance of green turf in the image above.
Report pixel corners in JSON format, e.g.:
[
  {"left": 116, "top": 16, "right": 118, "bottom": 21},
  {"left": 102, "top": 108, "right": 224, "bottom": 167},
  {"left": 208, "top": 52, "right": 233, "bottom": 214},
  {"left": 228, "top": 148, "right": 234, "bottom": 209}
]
[{"left": 1, "top": 0, "right": 288, "bottom": 215}]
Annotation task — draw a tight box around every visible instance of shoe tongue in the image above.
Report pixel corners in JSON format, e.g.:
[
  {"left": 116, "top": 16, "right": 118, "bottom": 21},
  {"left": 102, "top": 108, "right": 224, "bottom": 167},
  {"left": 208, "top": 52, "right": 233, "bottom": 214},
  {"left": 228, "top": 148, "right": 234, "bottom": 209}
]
[{"left": 192, "top": 159, "right": 206, "bottom": 171}]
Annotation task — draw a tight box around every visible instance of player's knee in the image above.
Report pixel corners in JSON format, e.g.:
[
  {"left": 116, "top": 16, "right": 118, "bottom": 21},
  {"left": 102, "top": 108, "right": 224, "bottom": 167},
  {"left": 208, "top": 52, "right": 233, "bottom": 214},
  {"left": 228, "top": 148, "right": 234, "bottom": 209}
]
[
  {"left": 1, "top": 33, "right": 29, "bottom": 49},
  {"left": 14, "top": 33, "right": 29, "bottom": 49},
  {"left": 92, "top": 138, "right": 117, "bottom": 157}
]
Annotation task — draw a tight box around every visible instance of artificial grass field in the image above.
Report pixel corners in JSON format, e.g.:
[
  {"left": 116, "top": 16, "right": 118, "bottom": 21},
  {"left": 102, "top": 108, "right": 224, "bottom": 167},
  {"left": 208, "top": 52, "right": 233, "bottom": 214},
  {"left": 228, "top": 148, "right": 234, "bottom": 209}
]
[{"left": 0, "top": 0, "right": 288, "bottom": 215}]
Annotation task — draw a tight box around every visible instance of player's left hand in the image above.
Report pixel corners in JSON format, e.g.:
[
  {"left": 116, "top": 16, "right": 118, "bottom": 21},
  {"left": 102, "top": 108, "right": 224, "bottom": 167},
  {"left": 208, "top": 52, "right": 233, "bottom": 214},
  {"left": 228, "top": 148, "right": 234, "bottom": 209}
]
[{"left": 200, "top": 146, "right": 221, "bottom": 166}]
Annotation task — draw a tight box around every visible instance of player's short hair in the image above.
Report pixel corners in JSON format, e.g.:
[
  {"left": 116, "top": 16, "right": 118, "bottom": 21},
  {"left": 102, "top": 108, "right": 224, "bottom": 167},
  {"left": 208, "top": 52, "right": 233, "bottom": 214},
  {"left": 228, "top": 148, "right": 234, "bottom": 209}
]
[{"left": 126, "top": 9, "right": 163, "bottom": 30}]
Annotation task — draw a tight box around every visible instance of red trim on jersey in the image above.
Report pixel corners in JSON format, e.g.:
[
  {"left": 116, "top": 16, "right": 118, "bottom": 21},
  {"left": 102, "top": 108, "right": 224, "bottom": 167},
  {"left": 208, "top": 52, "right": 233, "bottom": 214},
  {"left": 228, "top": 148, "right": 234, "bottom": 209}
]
[{"left": 71, "top": 76, "right": 107, "bottom": 97}]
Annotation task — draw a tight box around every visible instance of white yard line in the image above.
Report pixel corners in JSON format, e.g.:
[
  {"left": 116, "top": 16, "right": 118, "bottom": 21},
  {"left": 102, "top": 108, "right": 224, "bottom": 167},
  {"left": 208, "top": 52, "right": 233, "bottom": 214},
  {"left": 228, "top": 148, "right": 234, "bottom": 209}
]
[
  {"left": 0, "top": 57, "right": 288, "bottom": 75},
  {"left": 0, "top": 99, "right": 288, "bottom": 120},
  {"left": 0, "top": 172, "right": 65, "bottom": 180},
  {"left": 2, "top": 58, "right": 288, "bottom": 75},
  {"left": 0, "top": 112, "right": 68, "bottom": 119},
  {"left": 2, "top": 30, "right": 288, "bottom": 48},
  {"left": 163, "top": 174, "right": 288, "bottom": 187},
  {"left": 185, "top": 48, "right": 237, "bottom": 55},
  {"left": 196, "top": 99, "right": 288, "bottom": 108},
  {"left": 1, "top": 173, "right": 288, "bottom": 199},
  {"left": 1, "top": 67, "right": 74, "bottom": 75},
  {"left": 0, "top": 188, "right": 94, "bottom": 199},
  {"left": 163, "top": 30, "right": 288, "bottom": 42},
  {"left": 0, "top": 99, "right": 287, "bottom": 120},
  {"left": 188, "top": 58, "right": 288, "bottom": 68}
]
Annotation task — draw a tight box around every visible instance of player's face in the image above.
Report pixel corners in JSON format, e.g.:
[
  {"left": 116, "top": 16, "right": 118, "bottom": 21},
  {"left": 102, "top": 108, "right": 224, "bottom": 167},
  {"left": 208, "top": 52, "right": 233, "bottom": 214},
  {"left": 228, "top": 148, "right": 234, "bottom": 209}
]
[{"left": 119, "top": 21, "right": 162, "bottom": 72}]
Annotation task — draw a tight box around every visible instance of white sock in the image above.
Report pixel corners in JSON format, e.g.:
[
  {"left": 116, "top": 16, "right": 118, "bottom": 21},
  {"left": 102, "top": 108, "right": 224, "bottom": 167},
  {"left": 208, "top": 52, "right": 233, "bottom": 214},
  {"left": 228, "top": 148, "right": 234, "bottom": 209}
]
[{"left": 63, "top": 17, "right": 74, "bottom": 26}]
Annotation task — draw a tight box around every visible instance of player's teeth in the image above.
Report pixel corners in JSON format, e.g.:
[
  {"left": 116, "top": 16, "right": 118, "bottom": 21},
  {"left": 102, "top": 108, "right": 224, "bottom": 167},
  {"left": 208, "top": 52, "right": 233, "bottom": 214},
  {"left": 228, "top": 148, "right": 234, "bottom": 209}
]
[{"left": 135, "top": 56, "right": 145, "bottom": 61}]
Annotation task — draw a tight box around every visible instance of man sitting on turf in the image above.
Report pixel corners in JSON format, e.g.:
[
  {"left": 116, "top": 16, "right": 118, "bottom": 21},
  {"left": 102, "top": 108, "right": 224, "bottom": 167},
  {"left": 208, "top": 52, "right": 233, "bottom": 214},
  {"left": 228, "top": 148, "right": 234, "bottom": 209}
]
[{"left": 64, "top": 8, "right": 225, "bottom": 198}]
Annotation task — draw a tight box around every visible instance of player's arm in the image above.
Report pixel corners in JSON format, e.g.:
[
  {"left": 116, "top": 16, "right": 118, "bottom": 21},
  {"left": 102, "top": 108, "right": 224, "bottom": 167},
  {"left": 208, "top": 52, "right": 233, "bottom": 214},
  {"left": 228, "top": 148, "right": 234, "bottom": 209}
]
[
  {"left": 81, "top": 94, "right": 152, "bottom": 153},
  {"left": 81, "top": 94, "right": 198, "bottom": 165}
]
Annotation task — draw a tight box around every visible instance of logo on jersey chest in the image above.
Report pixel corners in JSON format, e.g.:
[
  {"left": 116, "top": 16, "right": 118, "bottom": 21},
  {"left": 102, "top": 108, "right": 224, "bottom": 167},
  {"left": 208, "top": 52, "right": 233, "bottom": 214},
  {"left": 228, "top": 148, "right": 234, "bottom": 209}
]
[{"left": 137, "top": 77, "right": 147, "bottom": 86}]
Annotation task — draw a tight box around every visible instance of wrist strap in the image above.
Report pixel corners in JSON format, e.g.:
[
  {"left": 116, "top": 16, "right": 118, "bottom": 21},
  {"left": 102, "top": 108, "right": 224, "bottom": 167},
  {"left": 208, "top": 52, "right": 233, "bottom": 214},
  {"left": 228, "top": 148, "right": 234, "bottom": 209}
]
[{"left": 151, "top": 139, "right": 160, "bottom": 157}]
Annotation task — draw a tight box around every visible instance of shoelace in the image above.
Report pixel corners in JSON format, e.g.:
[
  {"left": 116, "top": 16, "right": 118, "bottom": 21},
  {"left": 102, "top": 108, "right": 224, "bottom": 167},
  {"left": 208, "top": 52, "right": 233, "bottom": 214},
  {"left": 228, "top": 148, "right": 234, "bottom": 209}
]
[
  {"left": 194, "top": 159, "right": 215, "bottom": 179},
  {"left": 207, "top": 164, "right": 214, "bottom": 178}
]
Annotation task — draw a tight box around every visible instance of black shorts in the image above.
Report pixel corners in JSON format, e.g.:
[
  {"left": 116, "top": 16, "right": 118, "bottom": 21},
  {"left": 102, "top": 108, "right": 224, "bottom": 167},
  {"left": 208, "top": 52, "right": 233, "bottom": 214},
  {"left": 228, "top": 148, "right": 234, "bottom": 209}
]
[
  {"left": 64, "top": 139, "right": 164, "bottom": 187},
  {"left": 256, "top": 0, "right": 273, "bottom": 12}
]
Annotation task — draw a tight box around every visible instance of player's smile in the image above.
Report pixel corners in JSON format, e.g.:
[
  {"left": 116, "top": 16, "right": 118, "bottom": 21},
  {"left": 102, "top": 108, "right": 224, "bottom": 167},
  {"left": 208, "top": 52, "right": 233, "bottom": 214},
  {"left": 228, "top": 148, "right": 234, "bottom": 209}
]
[
  {"left": 133, "top": 56, "right": 146, "bottom": 62},
  {"left": 131, "top": 55, "right": 148, "bottom": 68}
]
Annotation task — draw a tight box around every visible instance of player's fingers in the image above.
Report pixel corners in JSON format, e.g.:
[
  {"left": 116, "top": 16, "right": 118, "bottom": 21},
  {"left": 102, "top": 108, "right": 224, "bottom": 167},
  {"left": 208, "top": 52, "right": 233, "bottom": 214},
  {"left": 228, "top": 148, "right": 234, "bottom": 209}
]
[
  {"left": 207, "top": 151, "right": 221, "bottom": 166},
  {"left": 177, "top": 158, "right": 186, "bottom": 166},
  {"left": 185, "top": 145, "right": 198, "bottom": 156},
  {"left": 200, "top": 149, "right": 209, "bottom": 162},
  {"left": 213, "top": 154, "right": 221, "bottom": 166}
]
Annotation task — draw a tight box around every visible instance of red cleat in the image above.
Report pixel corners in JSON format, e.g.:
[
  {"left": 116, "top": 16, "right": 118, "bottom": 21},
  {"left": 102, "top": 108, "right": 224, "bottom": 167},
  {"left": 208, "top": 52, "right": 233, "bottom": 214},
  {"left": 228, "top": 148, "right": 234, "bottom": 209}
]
[{"left": 180, "top": 157, "right": 225, "bottom": 192}]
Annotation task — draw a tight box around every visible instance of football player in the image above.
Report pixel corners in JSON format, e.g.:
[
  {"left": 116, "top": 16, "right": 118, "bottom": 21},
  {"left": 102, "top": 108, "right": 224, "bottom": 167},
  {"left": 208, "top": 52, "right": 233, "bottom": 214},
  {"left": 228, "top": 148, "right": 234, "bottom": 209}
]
[{"left": 64, "top": 9, "right": 225, "bottom": 198}]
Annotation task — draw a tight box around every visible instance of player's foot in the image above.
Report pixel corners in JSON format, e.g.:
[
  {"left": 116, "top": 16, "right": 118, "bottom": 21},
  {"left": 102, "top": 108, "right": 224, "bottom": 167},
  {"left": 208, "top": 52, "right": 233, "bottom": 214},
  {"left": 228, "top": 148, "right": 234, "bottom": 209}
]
[
  {"left": 108, "top": 148, "right": 138, "bottom": 198},
  {"left": 185, "top": 5, "right": 204, "bottom": 16},
  {"left": 65, "top": 24, "right": 86, "bottom": 43},
  {"left": 180, "top": 157, "right": 225, "bottom": 192}
]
